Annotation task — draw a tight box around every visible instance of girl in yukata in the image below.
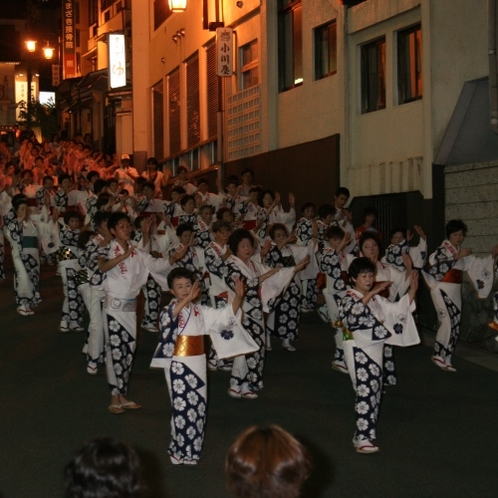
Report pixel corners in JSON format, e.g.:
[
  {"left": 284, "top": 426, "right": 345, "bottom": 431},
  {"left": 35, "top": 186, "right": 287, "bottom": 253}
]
[
  {"left": 263, "top": 223, "right": 309, "bottom": 352},
  {"left": 319, "top": 226, "right": 355, "bottom": 374},
  {"left": 339, "top": 257, "right": 419, "bottom": 454},
  {"left": 93, "top": 212, "right": 188, "bottom": 414},
  {"left": 423, "top": 219, "right": 498, "bottom": 372},
  {"left": 150, "top": 268, "right": 254, "bottom": 465},
  {"left": 58, "top": 210, "right": 85, "bottom": 332},
  {"left": 382, "top": 225, "right": 427, "bottom": 272},
  {"left": 204, "top": 220, "right": 233, "bottom": 372},
  {"left": 4, "top": 195, "right": 50, "bottom": 315},
  {"left": 296, "top": 202, "right": 320, "bottom": 313},
  {"left": 169, "top": 223, "right": 208, "bottom": 305},
  {"left": 359, "top": 232, "right": 413, "bottom": 386},
  {"left": 225, "top": 229, "right": 309, "bottom": 399}
]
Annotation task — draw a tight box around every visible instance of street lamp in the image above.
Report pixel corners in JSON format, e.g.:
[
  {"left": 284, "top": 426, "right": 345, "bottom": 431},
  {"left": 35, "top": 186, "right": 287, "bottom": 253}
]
[
  {"left": 43, "top": 42, "right": 55, "bottom": 60},
  {"left": 25, "top": 39, "right": 37, "bottom": 130},
  {"left": 23, "top": 39, "right": 56, "bottom": 130}
]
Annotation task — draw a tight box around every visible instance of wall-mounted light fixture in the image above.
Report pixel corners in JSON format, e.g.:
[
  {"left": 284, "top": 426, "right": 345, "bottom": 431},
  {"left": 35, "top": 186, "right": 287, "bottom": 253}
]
[
  {"left": 236, "top": 1, "right": 243, "bottom": 7},
  {"left": 168, "top": 0, "right": 187, "bottom": 13}
]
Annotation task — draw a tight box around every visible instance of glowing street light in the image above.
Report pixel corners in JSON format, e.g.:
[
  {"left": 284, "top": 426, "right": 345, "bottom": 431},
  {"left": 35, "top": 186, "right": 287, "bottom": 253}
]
[
  {"left": 43, "top": 43, "right": 55, "bottom": 60},
  {"left": 26, "top": 39, "right": 37, "bottom": 52}
]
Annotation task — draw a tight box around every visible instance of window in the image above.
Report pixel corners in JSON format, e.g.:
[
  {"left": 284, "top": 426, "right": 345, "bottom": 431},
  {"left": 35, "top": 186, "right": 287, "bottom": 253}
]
[
  {"left": 168, "top": 68, "right": 181, "bottom": 156},
  {"left": 278, "top": 0, "right": 303, "bottom": 91},
  {"left": 361, "top": 37, "right": 386, "bottom": 113},
  {"left": 154, "top": 0, "right": 172, "bottom": 31},
  {"left": 398, "top": 24, "right": 422, "bottom": 104},
  {"left": 186, "top": 52, "right": 200, "bottom": 148},
  {"left": 240, "top": 40, "right": 259, "bottom": 90},
  {"left": 206, "top": 43, "right": 218, "bottom": 140},
  {"left": 314, "top": 21, "right": 337, "bottom": 80},
  {"left": 152, "top": 80, "right": 164, "bottom": 160}
]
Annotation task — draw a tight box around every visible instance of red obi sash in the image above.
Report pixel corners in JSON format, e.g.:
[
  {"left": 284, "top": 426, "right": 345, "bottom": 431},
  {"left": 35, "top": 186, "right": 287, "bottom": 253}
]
[
  {"left": 441, "top": 268, "right": 463, "bottom": 284},
  {"left": 139, "top": 211, "right": 156, "bottom": 218},
  {"left": 27, "top": 198, "right": 37, "bottom": 207},
  {"left": 243, "top": 219, "right": 257, "bottom": 231},
  {"left": 341, "top": 271, "right": 350, "bottom": 286},
  {"left": 171, "top": 216, "right": 179, "bottom": 227}
]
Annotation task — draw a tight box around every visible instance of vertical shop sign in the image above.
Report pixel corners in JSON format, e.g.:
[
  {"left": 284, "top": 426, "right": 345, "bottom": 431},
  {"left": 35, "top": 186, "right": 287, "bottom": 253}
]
[
  {"left": 63, "top": 0, "right": 76, "bottom": 78},
  {"left": 216, "top": 27, "right": 233, "bottom": 77},
  {"left": 108, "top": 33, "right": 127, "bottom": 89}
]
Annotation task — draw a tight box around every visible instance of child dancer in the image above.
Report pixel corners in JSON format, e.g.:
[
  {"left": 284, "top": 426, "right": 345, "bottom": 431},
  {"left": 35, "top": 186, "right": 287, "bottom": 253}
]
[
  {"left": 150, "top": 268, "right": 255, "bottom": 465},
  {"left": 339, "top": 257, "right": 419, "bottom": 454},
  {"left": 92, "top": 212, "right": 188, "bottom": 414}
]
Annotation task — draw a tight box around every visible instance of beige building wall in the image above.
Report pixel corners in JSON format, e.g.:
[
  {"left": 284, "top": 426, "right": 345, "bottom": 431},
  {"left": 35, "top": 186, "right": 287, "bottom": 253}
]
[
  {"left": 276, "top": 0, "right": 343, "bottom": 149},
  {"left": 345, "top": 0, "right": 488, "bottom": 200}
]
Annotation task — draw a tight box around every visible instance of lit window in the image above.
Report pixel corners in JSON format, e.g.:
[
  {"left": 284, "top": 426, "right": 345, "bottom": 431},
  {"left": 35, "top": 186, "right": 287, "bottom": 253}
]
[
  {"left": 278, "top": 0, "right": 303, "bottom": 91},
  {"left": 240, "top": 40, "right": 258, "bottom": 90},
  {"left": 398, "top": 24, "right": 422, "bottom": 104},
  {"left": 361, "top": 37, "right": 386, "bottom": 113},
  {"left": 314, "top": 20, "right": 337, "bottom": 80}
]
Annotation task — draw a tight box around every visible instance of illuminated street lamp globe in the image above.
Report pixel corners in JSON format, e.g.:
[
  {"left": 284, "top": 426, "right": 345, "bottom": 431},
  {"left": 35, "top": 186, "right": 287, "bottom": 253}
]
[{"left": 26, "top": 40, "right": 37, "bottom": 52}]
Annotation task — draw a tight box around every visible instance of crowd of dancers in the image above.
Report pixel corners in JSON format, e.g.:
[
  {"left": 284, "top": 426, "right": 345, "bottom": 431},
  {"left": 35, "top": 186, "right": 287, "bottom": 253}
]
[{"left": 1, "top": 133, "right": 498, "bottom": 462}]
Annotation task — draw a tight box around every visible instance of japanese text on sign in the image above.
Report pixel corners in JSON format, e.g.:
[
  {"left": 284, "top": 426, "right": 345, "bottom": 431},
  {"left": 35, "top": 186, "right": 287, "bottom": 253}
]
[{"left": 216, "top": 27, "right": 233, "bottom": 77}]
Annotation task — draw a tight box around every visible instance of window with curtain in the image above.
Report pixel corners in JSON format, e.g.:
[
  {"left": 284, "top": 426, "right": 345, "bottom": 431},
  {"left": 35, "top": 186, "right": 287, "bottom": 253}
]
[
  {"left": 361, "top": 37, "right": 386, "bottom": 113},
  {"left": 397, "top": 24, "right": 422, "bottom": 104},
  {"left": 278, "top": 0, "right": 303, "bottom": 91},
  {"left": 314, "top": 20, "right": 337, "bottom": 80},
  {"left": 168, "top": 68, "right": 181, "bottom": 156}
]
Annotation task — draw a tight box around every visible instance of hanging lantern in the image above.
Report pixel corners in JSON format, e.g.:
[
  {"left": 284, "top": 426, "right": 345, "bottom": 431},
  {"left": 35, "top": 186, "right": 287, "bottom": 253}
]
[
  {"left": 43, "top": 43, "right": 55, "bottom": 60},
  {"left": 26, "top": 40, "right": 37, "bottom": 52},
  {"left": 168, "top": 0, "right": 187, "bottom": 13}
]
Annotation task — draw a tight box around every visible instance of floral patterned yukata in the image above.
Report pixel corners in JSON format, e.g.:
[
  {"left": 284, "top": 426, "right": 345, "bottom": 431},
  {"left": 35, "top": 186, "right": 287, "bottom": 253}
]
[{"left": 339, "top": 289, "right": 419, "bottom": 449}]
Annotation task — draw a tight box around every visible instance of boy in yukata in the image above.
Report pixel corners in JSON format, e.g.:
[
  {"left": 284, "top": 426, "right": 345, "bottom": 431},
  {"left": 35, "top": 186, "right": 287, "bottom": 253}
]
[
  {"left": 150, "top": 267, "right": 251, "bottom": 465},
  {"left": 339, "top": 257, "right": 419, "bottom": 454}
]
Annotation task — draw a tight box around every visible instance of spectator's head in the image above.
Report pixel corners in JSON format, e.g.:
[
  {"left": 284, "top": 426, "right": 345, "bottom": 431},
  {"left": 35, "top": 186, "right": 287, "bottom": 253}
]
[
  {"left": 64, "top": 437, "right": 144, "bottom": 498},
  {"left": 226, "top": 425, "right": 311, "bottom": 498}
]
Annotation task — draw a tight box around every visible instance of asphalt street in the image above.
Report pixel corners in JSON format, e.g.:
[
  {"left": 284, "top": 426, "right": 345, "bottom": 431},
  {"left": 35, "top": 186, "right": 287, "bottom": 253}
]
[{"left": 1, "top": 259, "right": 498, "bottom": 497}]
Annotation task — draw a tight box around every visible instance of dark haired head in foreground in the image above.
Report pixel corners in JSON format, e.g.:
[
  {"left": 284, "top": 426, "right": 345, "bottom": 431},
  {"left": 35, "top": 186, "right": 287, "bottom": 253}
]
[{"left": 64, "top": 437, "right": 144, "bottom": 498}]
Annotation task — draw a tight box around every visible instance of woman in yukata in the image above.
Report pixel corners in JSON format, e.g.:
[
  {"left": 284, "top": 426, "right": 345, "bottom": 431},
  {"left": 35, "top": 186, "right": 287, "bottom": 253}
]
[
  {"left": 423, "top": 219, "right": 498, "bottom": 372},
  {"left": 263, "top": 223, "right": 308, "bottom": 352},
  {"left": 358, "top": 232, "right": 413, "bottom": 386},
  {"left": 224, "top": 229, "right": 309, "bottom": 399},
  {"left": 4, "top": 194, "right": 50, "bottom": 315}
]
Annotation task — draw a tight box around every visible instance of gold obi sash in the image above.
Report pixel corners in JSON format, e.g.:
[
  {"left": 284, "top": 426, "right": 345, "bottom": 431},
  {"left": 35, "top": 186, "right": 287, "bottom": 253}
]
[
  {"left": 174, "top": 335, "right": 204, "bottom": 357},
  {"left": 441, "top": 269, "right": 463, "bottom": 284}
]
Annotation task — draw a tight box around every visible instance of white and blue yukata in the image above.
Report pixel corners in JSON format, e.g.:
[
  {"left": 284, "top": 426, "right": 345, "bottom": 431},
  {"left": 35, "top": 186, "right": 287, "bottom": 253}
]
[
  {"left": 193, "top": 218, "right": 212, "bottom": 250},
  {"left": 339, "top": 289, "right": 419, "bottom": 448},
  {"left": 91, "top": 240, "right": 173, "bottom": 399},
  {"left": 382, "top": 236, "right": 427, "bottom": 272},
  {"left": 150, "top": 301, "right": 255, "bottom": 464},
  {"left": 225, "top": 255, "right": 295, "bottom": 393},
  {"left": 263, "top": 242, "right": 307, "bottom": 347},
  {"left": 319, "top": 248, "right": 355, "bottom": 370},
  {"left": 4, "top": 208, "right": 48, "bottom": 312},
  {"left": 204, "top": 240, "right": 232, "bottom": 370},
  {"left": 296, "top": 217, "right": 319, "bottom": 311},
  {"left": 78, "top": 234, "right": 109, "bottom": 368},
  {"left": 422, "top": 240, "right": 495, "bottom": 366},
  {"left": 58, "top": 225, "right": 84, "bottom": 330}
]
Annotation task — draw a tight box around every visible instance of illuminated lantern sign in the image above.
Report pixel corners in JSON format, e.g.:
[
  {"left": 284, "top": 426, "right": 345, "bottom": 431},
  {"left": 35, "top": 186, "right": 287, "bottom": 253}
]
[
  {"left": 109, "top": 33, "right": 127, "bottom": 89},
  {"left": 216, "top": 27, "right": 233, "bottom": 77},
  {"left": 63, "top": 0, "right": 76, "bottom": 78}
]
